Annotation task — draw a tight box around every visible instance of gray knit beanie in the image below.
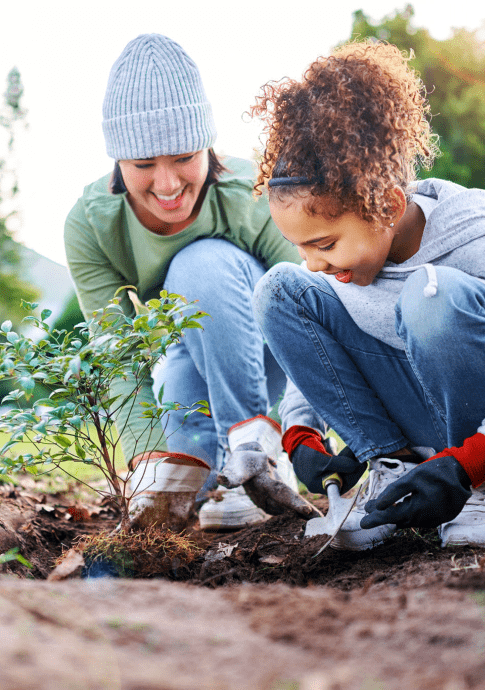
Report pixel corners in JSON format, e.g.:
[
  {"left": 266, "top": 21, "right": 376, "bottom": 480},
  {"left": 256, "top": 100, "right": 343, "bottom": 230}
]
[{"left": 102, "top": 34, "right": 217, "bottom": 160}]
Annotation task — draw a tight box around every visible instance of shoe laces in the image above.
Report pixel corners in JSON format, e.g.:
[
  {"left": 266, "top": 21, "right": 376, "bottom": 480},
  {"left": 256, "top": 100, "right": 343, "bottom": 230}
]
[{"left": 355, "top": 458, "right": 414, "bottom": 508}]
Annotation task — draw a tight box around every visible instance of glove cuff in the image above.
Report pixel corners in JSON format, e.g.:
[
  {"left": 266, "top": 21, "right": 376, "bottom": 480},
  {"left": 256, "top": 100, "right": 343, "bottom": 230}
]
[
  {"left": 282, "top": 425, "right": 329, "bottom": 459},
  {"left": 130, "top": 452, "right": 211, "bottom": 493},
  {"left": 228, "top": 415, "right": 282, "bottom": 458},
  {"left": 426, "top": 422, "right": 485, "bottom": 488}
]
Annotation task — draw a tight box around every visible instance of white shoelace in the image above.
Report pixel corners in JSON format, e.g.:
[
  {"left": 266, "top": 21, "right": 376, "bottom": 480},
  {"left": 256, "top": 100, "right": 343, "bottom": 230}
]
[{"left": 355, "top": 459, "right": 413, "bottom": 509}]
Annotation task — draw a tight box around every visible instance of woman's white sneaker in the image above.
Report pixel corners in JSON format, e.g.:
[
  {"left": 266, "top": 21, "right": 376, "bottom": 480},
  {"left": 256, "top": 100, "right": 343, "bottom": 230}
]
[
  {"left": 439, "top": 484, "right": 485, "bottom": 547},
  {"left": 199, "top": 450, "right": 300, "bottom": 530},
  {"left": 198, "top": 485, "right": 268, "bottom": 530},
  {"left": 331, "top": 457, "right": 417, "bottom": 551}
]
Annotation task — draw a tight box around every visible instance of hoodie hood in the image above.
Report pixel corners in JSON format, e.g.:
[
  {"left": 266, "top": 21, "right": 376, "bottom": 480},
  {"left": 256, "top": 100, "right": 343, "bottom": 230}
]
[
  {"left": 317, "top": 178, "right": 485, "bottom": 350},
  {"left": 380, "top": 178, "right": 485, "bottom": 274}
]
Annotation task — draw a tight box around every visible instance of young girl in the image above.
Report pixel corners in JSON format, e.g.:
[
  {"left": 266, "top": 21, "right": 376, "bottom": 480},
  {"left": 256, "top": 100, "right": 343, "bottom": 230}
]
[
  {"left": 250, "top": 40, "right": 485, "bottom": 549},
  {"left": 64, "top": 34, "right": 301, "bottom": 530}
]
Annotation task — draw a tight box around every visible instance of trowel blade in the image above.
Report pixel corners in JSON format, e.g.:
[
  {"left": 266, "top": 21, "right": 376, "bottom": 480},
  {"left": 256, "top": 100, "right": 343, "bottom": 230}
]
[
  {"left": 304, "top": 482, "right": 352, "bottom": 537},
  {"left": 304, "top": 516, "right": 332, "bottom": 538},
  {"left": 304, "top": 484, "right": 362, "bottom": 555}
]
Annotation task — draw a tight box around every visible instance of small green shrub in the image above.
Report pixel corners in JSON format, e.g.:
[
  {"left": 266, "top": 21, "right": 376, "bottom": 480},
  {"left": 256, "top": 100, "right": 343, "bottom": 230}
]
[{"left": 0, "top": 289, "right": 209, "bottom": 529}]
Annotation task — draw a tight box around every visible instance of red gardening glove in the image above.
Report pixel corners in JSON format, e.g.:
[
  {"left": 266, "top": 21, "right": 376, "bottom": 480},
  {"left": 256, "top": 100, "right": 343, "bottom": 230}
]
[{"left": 429, "top": 429, "right": 485, "bottom": 488}]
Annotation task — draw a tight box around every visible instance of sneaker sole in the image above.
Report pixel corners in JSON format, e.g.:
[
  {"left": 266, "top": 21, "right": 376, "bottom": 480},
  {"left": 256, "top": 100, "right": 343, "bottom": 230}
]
[
  {"left": 330, "top": 524, "right": 397, "bottom": 551},
  {"left": 439, "top": 511, "right": 485, "bottom": 548},
  {"left": 440, "top": 532, "right": 485, "bottom": 548},
  {"left": 199, "top": 510, "right": 268, "bottom": 530}
]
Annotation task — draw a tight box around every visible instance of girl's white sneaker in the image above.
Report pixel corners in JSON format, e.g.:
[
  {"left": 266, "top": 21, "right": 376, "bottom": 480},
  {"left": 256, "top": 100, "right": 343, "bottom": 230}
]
[
  {"left": 331, "top": 458, "right": 417, "bottom": 551},
  {"left": 439, "top": 485, "right": 485, "bottom": 547}
]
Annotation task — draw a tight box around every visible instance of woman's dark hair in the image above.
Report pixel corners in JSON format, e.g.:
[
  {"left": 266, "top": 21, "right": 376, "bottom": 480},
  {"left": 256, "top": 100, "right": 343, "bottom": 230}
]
[{"left": 109, "top": 148, "right": 227, "bottom": 195}]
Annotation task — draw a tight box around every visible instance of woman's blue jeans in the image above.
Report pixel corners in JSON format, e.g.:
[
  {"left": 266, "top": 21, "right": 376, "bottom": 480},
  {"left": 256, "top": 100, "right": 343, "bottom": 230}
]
[
  {"left": 253, "top": 263, "right": 485, "bottom": 463},
  {"left": 152, "top": 239, "right": 286, "bottom": 489}
]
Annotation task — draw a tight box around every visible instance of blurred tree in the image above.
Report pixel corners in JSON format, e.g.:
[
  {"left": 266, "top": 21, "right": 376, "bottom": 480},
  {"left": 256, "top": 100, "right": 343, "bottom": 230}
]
[
  {"left": 347, "top": 5, "right": 485, "bottom": 188},
  {"left": 0, "top": 67, "right": 39, "bottom": 327}
]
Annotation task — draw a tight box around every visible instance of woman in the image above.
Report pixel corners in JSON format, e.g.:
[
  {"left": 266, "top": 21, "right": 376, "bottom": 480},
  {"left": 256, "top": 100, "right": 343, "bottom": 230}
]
[{"left": 64, "top": 34, "right": 300, "bottom": 529}]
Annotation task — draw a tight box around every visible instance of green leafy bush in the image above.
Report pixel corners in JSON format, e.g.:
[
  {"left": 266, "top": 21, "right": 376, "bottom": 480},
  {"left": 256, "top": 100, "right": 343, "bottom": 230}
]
[{"left": 0, "top": 289, "right": 209, "bottom": 530}]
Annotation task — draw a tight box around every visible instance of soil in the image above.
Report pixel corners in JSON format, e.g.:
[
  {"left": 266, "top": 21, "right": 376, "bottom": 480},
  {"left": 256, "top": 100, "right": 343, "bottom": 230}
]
[{"left": 2, "top": 475, "right": 485, "bottom": 689}]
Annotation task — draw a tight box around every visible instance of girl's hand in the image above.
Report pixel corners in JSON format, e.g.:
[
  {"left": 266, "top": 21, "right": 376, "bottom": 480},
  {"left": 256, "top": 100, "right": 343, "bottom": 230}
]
[
  {"left": 282, "top": 425, "right": 366, "bottom": 495},
  {"left": 360, "top": 456, "right": 471, "bottom": 529}
]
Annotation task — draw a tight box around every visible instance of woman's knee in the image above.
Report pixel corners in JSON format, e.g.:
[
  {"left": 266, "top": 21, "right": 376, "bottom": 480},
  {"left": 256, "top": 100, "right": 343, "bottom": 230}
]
[
  {"left": 167, "top": 239, "right": 233, "bottom": 277},
  {"left": 165, "top": 239, "right": 262, "bottom": 298}
]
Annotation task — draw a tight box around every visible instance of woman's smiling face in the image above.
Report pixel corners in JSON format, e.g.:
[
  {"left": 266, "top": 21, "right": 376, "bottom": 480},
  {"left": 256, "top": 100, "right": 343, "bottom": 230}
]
[
  {"left": 118, "top": 150, "right": 209, "bottom": 234},
  {"left": 269, "top": 194, "right": 397, "bottom": 286}
]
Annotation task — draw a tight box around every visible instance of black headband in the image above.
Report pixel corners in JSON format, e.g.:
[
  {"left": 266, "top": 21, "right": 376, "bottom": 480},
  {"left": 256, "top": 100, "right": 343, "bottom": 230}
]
[
  {"left": 269, "top": 173, "right": 353, "bottom": 190},
  {"left": 268, "top": 176, "right": 316, "bottom": 188}
]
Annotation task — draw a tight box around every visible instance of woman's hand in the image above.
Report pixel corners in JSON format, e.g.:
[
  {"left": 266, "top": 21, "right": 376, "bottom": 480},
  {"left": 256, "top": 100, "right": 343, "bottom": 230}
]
[{"left": 129, "top": 450, "right": 167, "bottom": 471}]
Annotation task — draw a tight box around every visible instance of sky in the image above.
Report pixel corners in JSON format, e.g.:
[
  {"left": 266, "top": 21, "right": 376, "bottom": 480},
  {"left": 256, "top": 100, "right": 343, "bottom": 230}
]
[{"left": 1, "top": 0, "right": 484, "bottom": 267}]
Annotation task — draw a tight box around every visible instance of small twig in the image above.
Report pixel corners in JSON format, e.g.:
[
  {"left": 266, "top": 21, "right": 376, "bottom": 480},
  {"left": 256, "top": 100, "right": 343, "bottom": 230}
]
[
  {"left": 248, "top": 532, "right": 287, "bottom": 559},
  {"left": 198, "top": 568, "right": 237, "bottom": 586},
  {"left": 409, "top": 527, "right": 440, "bottom": 547}
]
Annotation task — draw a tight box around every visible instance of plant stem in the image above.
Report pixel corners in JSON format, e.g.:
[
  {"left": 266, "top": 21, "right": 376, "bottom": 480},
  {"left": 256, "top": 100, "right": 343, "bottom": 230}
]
[{"left": 87, "top": 392, "right": 129, "bottom": 526}]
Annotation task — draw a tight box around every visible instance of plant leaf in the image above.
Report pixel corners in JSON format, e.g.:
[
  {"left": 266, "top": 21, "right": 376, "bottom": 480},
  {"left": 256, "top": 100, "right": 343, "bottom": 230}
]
[{"left": 53, "top": 435, "right": 72, "bottom": 449}]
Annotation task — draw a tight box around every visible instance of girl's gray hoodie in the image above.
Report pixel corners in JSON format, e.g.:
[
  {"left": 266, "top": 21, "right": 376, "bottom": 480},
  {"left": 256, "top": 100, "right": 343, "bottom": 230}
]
[
  {"left": 320, "top": 178, "right": 485, "bottom": 351},
  {"left": 279, "top": 178, "right": 485, "bottom": 430}
]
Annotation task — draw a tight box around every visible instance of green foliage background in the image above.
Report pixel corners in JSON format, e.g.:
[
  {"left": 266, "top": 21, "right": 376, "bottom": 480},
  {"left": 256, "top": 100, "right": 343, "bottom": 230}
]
[
  {"left": 348, "top": 5, "right": 485, "bottom": 189},
  {"left": 0, "top": 68, "right": 39, "bottom": 327},
  {"left": 0, "top": 68, "right": 85, "bottom": 406}
]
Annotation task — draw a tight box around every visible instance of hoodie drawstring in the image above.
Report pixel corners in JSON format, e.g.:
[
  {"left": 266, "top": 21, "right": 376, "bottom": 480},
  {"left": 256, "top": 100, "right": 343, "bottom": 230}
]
[
  {"left": 381, "top": 263, "right": 438, "bottom": 298},
  {"left": 422, "top": 264, "right": 438, "bottom": 297}
]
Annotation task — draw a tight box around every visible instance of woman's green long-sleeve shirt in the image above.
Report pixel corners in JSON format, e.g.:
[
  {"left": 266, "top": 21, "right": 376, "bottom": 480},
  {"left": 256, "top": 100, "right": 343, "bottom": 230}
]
[{"left": 64, "top": 156, "right": 300, "bottom": 462}]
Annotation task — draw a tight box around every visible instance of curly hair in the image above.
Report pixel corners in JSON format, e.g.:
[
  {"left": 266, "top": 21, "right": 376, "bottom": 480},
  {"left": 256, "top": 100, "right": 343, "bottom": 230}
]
[{"left": 251, "top": 40, "right": 439, "bottom": 224}]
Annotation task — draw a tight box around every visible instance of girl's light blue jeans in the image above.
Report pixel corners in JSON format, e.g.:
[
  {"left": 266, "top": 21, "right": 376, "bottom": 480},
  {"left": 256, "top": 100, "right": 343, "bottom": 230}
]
[
  {"left": 152, "top": 239, "right": 286, "bottom": 489},
  {"left": 253, "top": 263, "right": 485, "bottom": 463}
]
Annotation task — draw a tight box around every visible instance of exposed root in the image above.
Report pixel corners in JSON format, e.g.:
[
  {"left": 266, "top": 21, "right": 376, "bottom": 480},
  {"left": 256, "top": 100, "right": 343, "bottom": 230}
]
[{"left": 55, "top": 524, "right": 204, "bottom": 579}]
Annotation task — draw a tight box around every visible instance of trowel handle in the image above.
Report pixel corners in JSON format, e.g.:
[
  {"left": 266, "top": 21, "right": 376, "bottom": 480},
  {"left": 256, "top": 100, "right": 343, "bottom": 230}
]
[{"left": 322, "top": 472, "right": 343, "bottom": 492}]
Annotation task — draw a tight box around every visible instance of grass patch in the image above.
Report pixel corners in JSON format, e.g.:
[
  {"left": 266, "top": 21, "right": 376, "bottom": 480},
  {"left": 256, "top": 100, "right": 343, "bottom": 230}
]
[{"left": 0, "top": 429, "right": 128, "bottom": 487}]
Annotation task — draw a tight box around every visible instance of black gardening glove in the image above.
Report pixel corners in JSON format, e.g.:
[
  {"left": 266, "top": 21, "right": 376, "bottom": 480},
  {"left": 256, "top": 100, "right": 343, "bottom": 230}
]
[
  {"left": 360, "top": 456, "right": 472, "bottom": 529},
  {"left": 292, "top": 444, "right": 366, "bottom": 496}
]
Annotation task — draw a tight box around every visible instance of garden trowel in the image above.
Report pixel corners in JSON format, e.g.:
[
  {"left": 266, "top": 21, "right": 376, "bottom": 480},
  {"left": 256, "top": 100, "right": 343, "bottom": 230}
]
[{"left": 304, "top": 473, "right": 361, "bottom": 556}]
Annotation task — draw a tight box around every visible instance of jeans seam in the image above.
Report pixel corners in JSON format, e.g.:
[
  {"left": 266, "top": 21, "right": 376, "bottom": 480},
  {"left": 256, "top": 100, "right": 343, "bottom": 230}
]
[
  {"left": 165, "top": 240, "right": 270, "bottom": 436},
  {"left": 403, "top": 343, "right": 447, "bottom": 447},
  {"left": 294, "top": 281, "right": 413, "bottom": 459}
]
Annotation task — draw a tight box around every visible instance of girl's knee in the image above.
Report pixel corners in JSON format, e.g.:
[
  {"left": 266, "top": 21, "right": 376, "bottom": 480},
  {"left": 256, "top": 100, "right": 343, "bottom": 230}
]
[
  {"left": 396, "top": 266, "right": 484, "bottom": 341},
  {"left": 252, "top": 263, "right": 300, "bottom": 323}
]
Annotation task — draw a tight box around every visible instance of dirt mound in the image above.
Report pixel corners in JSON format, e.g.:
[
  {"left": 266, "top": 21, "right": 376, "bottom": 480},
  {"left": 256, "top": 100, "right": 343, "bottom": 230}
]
[{"left": 2, "top": 476, "right": 485, "bottom": 689}]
